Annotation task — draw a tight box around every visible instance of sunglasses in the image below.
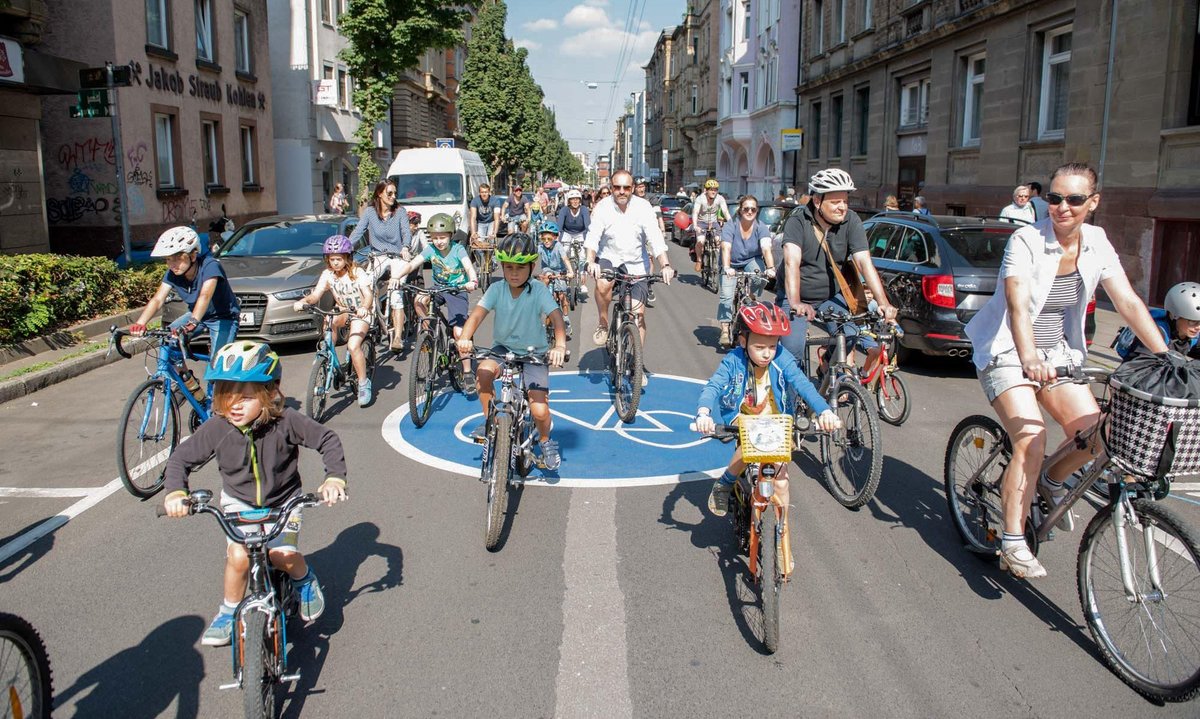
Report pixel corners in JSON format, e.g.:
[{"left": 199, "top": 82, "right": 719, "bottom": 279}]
[
  {"left": 384, "top": 190, "right": 396, "bottom": 196},
  {"left": 611, "top": 184, "right": 632, "bottom": 191},
  {"left": 741, "top": 206, "right": 759, "bottom": 213},
  {"left": 1046, "top": 192, "right": 1096, "bottom": 207}
]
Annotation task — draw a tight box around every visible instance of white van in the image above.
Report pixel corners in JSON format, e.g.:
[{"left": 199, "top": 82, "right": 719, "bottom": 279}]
[{"left": 385, "top": 148, "right": 490, "bottom": 234}]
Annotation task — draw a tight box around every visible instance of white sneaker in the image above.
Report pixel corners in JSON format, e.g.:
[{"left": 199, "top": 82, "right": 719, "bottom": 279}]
[
  {"left": 999, "top": 544, "right": 1047, "bottom": 579},
  {"left": 579, "top": 284, "right": 589, "bottom": 296}
]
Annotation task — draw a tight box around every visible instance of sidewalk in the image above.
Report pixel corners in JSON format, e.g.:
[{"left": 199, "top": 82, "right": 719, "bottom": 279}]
[{"left": 1087, "top": 302, "right": 1124, "bottom": 370}]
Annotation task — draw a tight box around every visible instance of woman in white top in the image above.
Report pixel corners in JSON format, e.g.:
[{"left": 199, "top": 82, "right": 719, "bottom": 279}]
[
  {"left": 964, "top": 163, "right": 1167, "bottom": 580},
  {"left": 999, "top": 185, "right": 1037, "bottom": 224}
]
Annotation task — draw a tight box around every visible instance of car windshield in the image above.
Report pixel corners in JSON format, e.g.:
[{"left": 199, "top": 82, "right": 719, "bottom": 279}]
[
  {"left": 391, "top": 173, "right": 464, "bottom": 205},
  {"left": 759, "top": 206, "right": 787, "bottom": 227},
  {"left": 659, "top": 197, "right": 687, "bottom": 209},
  {"left": 940, "top": 227, "right": 1013, "bottom": 268},
  {"left": 220, "top": 221, "right": 344, "bottom": 257}
]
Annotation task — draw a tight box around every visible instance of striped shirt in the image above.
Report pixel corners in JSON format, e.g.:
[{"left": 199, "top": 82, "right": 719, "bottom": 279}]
[{"left": 1032, "top": 270, "right": 1082, "bottom": 348}]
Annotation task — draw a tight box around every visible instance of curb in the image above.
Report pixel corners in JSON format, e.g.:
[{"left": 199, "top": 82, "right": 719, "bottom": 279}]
[
  {"left": 0, "top": 347, "right": 124, "bottom": 405},
  {"left": 0, "top": 307, "right": 148, "bottom": 366}
]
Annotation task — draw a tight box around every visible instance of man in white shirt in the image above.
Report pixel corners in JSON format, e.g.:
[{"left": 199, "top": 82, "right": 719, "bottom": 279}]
[
  {"left": 999, "top": 185, "right": 1037, "bottom": 224},
  {"left": 585, "top": 169, "right": 677, "bottom": 358}
]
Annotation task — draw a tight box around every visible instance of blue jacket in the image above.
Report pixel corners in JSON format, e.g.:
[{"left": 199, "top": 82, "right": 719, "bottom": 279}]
[
  {"left": 1115, "top": 307, "right": 1200, "bottom": 359},
  {"left": 697, "top": 345, "right": 831, "bottom": 424}
]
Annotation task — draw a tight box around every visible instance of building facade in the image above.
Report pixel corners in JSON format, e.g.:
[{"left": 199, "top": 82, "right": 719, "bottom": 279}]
[
  {"left": 716, "top": 0, "right": 799, "bottom": 200},
  {"left": 390, "top": 15, "right": 473, "bottom": 154},
  {"left": 673, "top": 1, "right": 721, "bottom": 191},
  {"left": 643, "top": 29, "right": 674, "bottom": 191},
  {"left": 38, "top": 0, "right": 276, "bottom": 255},
  {"left": 796, "top": 0, "right": 1200, "bottom": 297},
  {"left": 269, "top": 0, "right": 372, "bottom": 215}
]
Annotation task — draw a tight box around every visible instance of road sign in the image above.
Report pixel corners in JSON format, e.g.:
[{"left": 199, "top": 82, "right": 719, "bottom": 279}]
[
  {"left": 382, "top": 371, "right": 729, "bottom": 487},
  {"left": 69, "top": 89, "right": 111, "bottom": 118},
  {"left": 781, "top": 128, "right": 803, "bottom": 152},
  {"left": 435, "top": 137, "right": 455, "bottom": 148},
  {"left": 79, "top": 65, "right": 132, "bottom": 89}
]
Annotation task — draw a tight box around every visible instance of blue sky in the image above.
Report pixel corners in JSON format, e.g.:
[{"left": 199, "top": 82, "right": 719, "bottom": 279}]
[{"left": 503, "top": 0, "right": 688, "bottom": 161}]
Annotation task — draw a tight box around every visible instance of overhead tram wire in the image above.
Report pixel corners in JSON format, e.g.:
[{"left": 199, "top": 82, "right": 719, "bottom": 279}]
[{"left": 599, "top": 0, "right": 647, "bottom": 149}]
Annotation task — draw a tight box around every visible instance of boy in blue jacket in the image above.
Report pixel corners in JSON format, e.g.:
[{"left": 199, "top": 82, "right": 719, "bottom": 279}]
[
  {"left": 1114, "top": 281, "right": 1200, "bottom": 360},
  {"left": 695, "top": 302, "right": 840, "bottom": 516}
]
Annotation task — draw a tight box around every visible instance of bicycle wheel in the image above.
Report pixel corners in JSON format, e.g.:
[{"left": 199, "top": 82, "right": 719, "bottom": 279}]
[
  {"left": 943, "top": 414, "right": 1007, "bottom": 558},
  {"left": 759, "top": 507, "right": 782, "bottom": 654},
  {"left": 613, "top": 323, "right": 643, "bottom": 424},
  {"left": 568, "top": 280, "right": 578, "bottom": 311},
  {"left": 444, "top": 330, "right": 466, "bottom": 393},
  {"left": 116, "top": 378, "right": 179, "bottom": 499},
  {"left": 0, "top": 612, "right": 53, "bottom": 719},
  {"left": 408, "top": 331, "right": 437, "bottom": 427},
  {"left": 705, "top": 244, "right": 720, "bottom": 292},
  {"left": 476, "top": 251, "right": 492, "bottom": 292},
  {"left": 875, "top": 371, "right": 911, "bottom": 426},
  {"left": 1078, "top": 498, "right": 1200, "bottom": 702},
  {"left": 305, "top": 353, "right": 330, "bottom": 422},
  {"left": 818, "top": 378, "right": 882, "bottom": 508},
  {"left": 240, "top": 610, "right": 276, "bottom": 719},
  {"left": 484, "top": 413, "right": 512, "bottom": 550}
]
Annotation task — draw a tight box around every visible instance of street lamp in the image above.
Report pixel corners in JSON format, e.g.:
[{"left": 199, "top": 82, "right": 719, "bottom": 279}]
[{"left": 580, "top": 80, "right": 619, "bottom": 90}]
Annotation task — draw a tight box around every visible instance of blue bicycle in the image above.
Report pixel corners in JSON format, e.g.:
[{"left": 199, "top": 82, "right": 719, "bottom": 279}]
[
  {"left": 301, "top": 306, "right": 379, "bottom": 421},
  {"left": 111, "top": 326, "right": 212, "bottom": 499}
]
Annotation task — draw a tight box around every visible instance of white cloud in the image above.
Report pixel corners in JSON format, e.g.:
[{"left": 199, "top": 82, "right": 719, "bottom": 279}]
[
  {"left": 559, "top": 27, "right": 659, "bottom": 61},
  {"left": 523, "top": 19, "right": 559, "bottom": 32},
  {"left": 563, "top": 5, "right": 609, "bottom": 28},
  {"left": 514, "top": 38, "right": 541, "bottom": 51}
]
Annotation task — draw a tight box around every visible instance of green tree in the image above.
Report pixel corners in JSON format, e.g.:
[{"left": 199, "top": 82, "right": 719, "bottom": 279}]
[{"left": 338, "top": 0, "right": 475, "bottom": 202}]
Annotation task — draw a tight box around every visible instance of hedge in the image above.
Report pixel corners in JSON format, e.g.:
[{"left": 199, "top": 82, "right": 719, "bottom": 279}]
[{"left": 0, "top": 254, "right": 163, "bottom": 345}]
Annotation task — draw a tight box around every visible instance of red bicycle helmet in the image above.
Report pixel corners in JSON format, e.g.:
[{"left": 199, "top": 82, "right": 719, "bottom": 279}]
[
  {"left": 737, "top": 302, "right": 791, "bottom": 337},
  {"left": 407, "top": 210, "right": 422, "bottom": 224}
]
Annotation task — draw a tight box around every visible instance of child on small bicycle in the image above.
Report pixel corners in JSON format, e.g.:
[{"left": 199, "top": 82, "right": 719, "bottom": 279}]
[
  {"left": 130, "top": 225, "right": 240, "bottom": 352},
  {"left": 162, "top": 341, "right": 348, "bottom": 647},
  {"left": 457, "top": 233, "right": 568, "bottom": 470},
  {"left": 395, "top": 212, "right": 479, "bottom": 389},
  {"left": 536, "top": 220, "right": 574, "bottom": 340},
  {"left": 292, "top": 235, "right": 376, "bottom": 406},
  {"left": 694, "top": 302, "right": 841, "bottom": 516},
  {"left": 1114, "top": 281, "right": 1200, "bottom": 360}
]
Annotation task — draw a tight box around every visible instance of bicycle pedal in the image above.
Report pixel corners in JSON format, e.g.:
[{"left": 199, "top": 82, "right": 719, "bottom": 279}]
[{"left": 280, "top": 672, "right": 302, "bottom": 683}]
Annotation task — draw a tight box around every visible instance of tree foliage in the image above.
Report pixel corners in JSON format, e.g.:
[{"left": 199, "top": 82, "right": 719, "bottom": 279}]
[
  {"left": 459, "top": 1, "right": 584, "bottom": 185},
  {"left": 338, "top": 0, "right": 475, "bottom": 202}
]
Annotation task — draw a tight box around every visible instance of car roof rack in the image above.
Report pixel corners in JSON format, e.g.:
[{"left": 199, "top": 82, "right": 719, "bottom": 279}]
[{"left": 872, "top": 210, "right": 940, "bottom": 228}]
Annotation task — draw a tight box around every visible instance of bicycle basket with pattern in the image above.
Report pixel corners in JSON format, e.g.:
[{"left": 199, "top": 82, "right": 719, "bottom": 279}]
[
  {"left": 1107, "top": 375, "right": 1200, "bottom": 480},
  {"left": 738, "top": 414, "right": 794, "bottom": 463}
]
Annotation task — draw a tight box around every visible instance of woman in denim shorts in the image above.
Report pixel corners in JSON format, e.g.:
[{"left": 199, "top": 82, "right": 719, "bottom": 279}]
[{"left": 964, "top": 162, "right": 1167, "bottom": 580}]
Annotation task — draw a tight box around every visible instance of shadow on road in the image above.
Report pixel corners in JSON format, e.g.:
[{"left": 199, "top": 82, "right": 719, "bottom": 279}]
[
  {"left": 55, "top": 615, "right": 206, "bottom": 719},
  {"left": 658, "top": 479, "right": 774, "bottom": 655},
  {"left": 0, "top": 519, "right": 56, "bottom": 583},
  {"left": 279, "top": 522, "right": 404, "bottom": 719}
]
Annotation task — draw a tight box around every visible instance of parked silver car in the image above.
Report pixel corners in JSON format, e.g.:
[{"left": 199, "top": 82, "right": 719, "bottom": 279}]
[{"left": 163, "top": 214, "right": 360, "bottom": 344}]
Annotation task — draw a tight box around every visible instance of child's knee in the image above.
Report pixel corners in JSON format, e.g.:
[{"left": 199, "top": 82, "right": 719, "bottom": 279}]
[{"left": 226, "top": 544, "right": 250, "bottom": 570}]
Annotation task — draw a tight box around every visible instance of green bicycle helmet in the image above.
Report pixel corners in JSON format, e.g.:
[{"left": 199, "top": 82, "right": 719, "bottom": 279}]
[
  {"left": 495, "top": 233, "right": 539, "bottom": 264},
  {"left": 426, "top": 212, "right": 455, "bottom": 233}
]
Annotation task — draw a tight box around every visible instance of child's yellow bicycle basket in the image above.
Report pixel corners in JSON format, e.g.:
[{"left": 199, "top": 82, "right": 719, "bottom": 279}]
[{"left": 738, "top": 414, "right": 795, "bottom": 463}]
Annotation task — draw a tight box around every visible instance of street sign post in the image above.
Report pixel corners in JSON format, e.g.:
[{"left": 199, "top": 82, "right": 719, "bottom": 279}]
[
  {"left": 69, "top": 89, "right": 111, "bottom": 118},
  {"left": 781, "top": 128, "right": 804, "bottom": 152},
  {"left": 79, "top": 65, "right": 131, "bottom": 89},
  {"left": 435, "top": 137, "right": 455, "bottom": 148},
  {"left": 74, "top": 64, "right": 133, "bottom": 264}
]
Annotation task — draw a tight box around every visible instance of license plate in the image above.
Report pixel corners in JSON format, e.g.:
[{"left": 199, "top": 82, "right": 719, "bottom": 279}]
[{"left": 239, "top": 311, "right": 256, "bottom": 325}]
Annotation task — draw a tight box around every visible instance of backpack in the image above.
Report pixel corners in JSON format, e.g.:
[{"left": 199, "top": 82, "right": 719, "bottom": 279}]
[{"left": 1113, "top": 307, "right": 1194, "bottom": 359}]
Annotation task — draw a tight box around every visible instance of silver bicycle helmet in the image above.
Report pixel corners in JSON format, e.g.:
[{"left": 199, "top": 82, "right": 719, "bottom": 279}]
[
  {"left": 1165, "top": 282, "right": 1200, "bottom": 321},
  {"left": 807, "top": 168, "right": 856, "bottom": 195},
  {"left": 151, "top": 226, "right": 201, "bottom": 257}
]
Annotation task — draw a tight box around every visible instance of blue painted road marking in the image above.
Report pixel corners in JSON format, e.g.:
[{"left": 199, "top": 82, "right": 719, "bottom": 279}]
[{"left": 381, "top": 371, "right": 731, "bottom": 487}]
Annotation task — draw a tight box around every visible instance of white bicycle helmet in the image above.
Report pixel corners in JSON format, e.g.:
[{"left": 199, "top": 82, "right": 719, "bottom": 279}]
[
  {"left": 565, "top": 189, "right": 582, "bottom": 201},
  {"left": 151, "top": 226, "right": 201, "bottom": 257},
  {"left": 807, "top": 168, "right": 856, "bottom": 195},
  {"left": 1165, "top": 282, "right": 1200, "bottom": 321}
]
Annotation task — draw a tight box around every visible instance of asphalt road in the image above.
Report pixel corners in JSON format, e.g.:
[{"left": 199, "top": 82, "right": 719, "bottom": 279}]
[{"left": 3, "top": 239, "right": 1199, "bottom": 718}]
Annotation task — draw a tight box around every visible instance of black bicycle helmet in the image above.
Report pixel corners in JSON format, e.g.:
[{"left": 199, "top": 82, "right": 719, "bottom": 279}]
[{"left": 495, "top": 233, "right": 538, "bottom": 265}]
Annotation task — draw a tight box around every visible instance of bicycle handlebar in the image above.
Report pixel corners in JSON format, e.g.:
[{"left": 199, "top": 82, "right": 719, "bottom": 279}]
[
  {"left": 1023, "top": 365, "right": 1111, "bottom": 386},
  {"left": 598, "top": 270, "right": 664, "bottom": 285},
  {"left": 688, "top": 421, "right": 740, "bottom": 443},
  {"left": 156, "top": 489, "right": 320, "bottom": 545},
  {"left": 109, "top": 325, "right": 184, "bottom": 360},
  {"left": 471, "top": 347, "right": 554, "bottom": 365}
]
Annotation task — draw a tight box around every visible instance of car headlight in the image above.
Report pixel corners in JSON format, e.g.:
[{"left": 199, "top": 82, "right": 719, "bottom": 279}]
[{"left": 273, "top": 286, "right": 313, "bottom": 301}]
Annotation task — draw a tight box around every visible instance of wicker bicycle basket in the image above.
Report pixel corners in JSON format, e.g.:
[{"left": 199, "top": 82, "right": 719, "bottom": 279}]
[
  {"left": 738, "top": 414, "right": 795, "bottom": 463},
  {"left": 1106, "top": 377, "right": 1200, "bottom": 479}
]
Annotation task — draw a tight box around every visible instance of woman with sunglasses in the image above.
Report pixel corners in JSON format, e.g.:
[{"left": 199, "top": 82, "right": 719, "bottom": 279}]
[
  {"left": 350, "top": 179, "right": 413, "bottom": 350},
  {"left": 714, "top": 195, "right": 776, "bottom": 348},
  {"left": 592, "top": 185, "right": 612, "bottom": 209},
  {"left": 964, "top": 162, "right": 1168, "bottom": 580}
]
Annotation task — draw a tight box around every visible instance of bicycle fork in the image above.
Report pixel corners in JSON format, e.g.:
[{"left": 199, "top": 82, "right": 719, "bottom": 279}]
[{"left": 1113, "top": 495, "right": 1166, "bottom": 603}]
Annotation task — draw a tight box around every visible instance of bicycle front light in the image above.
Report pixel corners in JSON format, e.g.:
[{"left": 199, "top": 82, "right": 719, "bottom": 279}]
[{"left": 273, "top": 286, "right": 314, "bottom": 301}]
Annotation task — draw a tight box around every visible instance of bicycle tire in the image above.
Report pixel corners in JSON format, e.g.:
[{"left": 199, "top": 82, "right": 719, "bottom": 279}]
[
  {"left": 484, "top": 413, "right": 513, "bottom": 550},
  {"left": 116, "top": 378, "right": 179, "bottom": 499},
  {"left": 1078, "top": 498, "right": 1200, "bottom": 702},
  {"left": 444, "top": 329, "right": 466, "bottom": 393},
  {"left": 568, "top": 282, "right": 578, "bottom": 311},
  {"left": 818, "top": 378, "right": 882, "bottom": 508},
  {"left": 305, "top": 354, "right": 330, "bottom": 422},
  {"left": 363, "top": 340, "right": 378, "bottom": 386},
  {"left": 408, "top": 332, "right": 437, "bottom": 428},
  {"left": 476, "top": 250, "right": 492, "bottom": 292},
  {"left": 613, "top": 323, "right": 643, "bottom": 424},
  {"left": 759, "top": 507, "right": 782, "bottom": 654},
  {"left": 875, "top": 371, "right": 911, "bottom": 426},
  {"left": 240, "top": 610, "right": 275, "bottom": 719},
  {"left": 943, "top": 414, "right": 1008, "bottom": 559},
  {"left": 0, "top": 612, "right": 53, "bottom": 719}
]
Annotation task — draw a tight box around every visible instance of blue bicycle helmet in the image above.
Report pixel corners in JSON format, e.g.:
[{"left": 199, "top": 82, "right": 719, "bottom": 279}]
[
  {"left": 208, "top": 341, "right": 282, "bottom": 384},
  {"left": 538, "top": 220, "right": 560, "bottom": 237}
]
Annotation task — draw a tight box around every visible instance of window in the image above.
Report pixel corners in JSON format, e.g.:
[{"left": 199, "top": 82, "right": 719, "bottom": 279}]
[
  {"left": 691, "top": 84, "right": 698, "bottom": 114},
  {"left": 814, "top": 0, "right": 824, "bottom": 54},
  {"left": 868, "top": 223, "right": 899, "bottom": 257},
  {"left": 756, "top": 62, "right": 766, "bottom": 107},
  {"left": 962, "top": 53, "right": 985, "bottom": 145},
  {"left": 855, "top": 85, "right": 870, "bottom": 155},
  {"left": 154, "top": 112, "right": 177, "bottom": 188},
  {"left": 834, "top": 0, "right": 846, "bottom": 44},
  {"left": 1191, "top": 13, "right": 1200, "bottom": 125},
  {"left": 766, "top": 55, "right": 778, "bottom": 103},
  {"left": 202, "top": 119, "right": 221, "bottom": 186},
  {"left": 895, "top": 228, "right": 930, "bottom": 264},
  {"left": 668, "top": 128, "right": 675, "bottom": 150},
  {"left": 899, "top": 78, "right": 930, "bottom": 127},
  {"left": 195, "top": 0, "right": 214, "bottom": 62},
  {"left": 234, "top": 11, "right": 251, "bottom": 74},
  {"left": 240, "top": 124, "right": 257, "bottom": 185},
  {"left": 1038, "top": 25, "right": 1072, "bottom": 138},
  {"left": 739, "top": 71, "right": 750, "bottom": 111},
  {"left": 743, "top": 1, "right": 751, "bottom": 41},
  {"left": 832, "top": 94, "right": 844, "bottom": 158},
  {"left": 862, "top": 0, "right": 874, "bottom": 31},
  {"left": 320, "top": 0, "right": 332, "bottom": 24},
  {"left": 323, "top": 64, "right": 334, "bottom": 82},
  {"left": 810, "top": 101, "right": 822, "bottom": 159},
  {"left": 338, "top": 68, "right": 349, "bottom": 109},
  {"left": 692, "top": 38, "right": 698, "bottom": 65},
  {"left": 146, "top": 0, "right": 169, "bottom": 49}
]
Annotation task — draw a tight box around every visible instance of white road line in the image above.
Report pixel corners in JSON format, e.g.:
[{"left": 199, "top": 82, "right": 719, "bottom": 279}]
[
  {"left": 554, "top": 490, "right": 633, "bottom": 719},
  {"left": 0, "top": 487, "right": 96, "bottom": 498},
  {"left": 0, "top": 478, "right": 124, "bottom": 564}
]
